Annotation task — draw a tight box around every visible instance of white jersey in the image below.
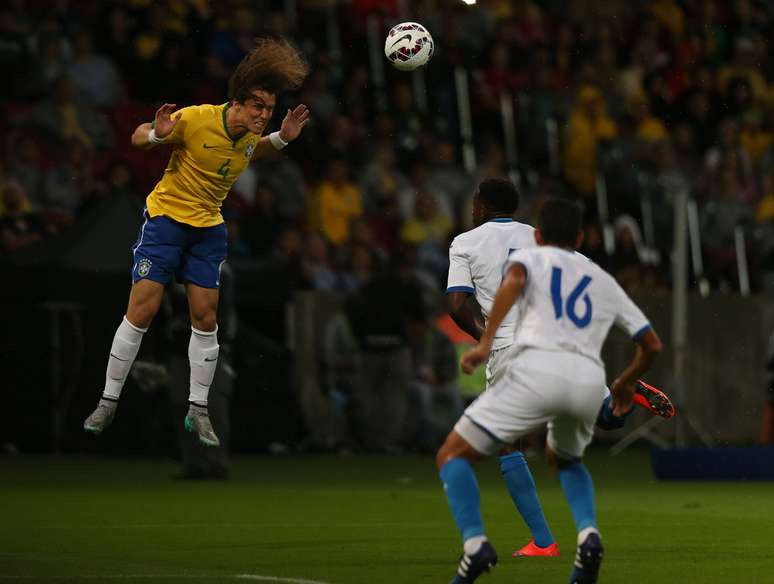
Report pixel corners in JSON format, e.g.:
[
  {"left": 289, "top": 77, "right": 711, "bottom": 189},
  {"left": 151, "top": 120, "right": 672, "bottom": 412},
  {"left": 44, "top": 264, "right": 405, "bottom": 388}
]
[
  {"left": 447, "top": 219, "right": 537, "bottom": 350},
  {"left": 506, "top": 246, "right": 651, "bottom": 366}
]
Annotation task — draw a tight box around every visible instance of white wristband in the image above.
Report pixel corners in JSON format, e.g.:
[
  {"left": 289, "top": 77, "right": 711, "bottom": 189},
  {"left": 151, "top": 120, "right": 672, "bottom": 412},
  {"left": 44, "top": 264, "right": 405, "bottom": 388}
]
[
  {"left": 269, "top": 131, "right": 288, "bottom": 150},
  {"left": 148, "top": 128, "right": 165, "bottom": 144}
]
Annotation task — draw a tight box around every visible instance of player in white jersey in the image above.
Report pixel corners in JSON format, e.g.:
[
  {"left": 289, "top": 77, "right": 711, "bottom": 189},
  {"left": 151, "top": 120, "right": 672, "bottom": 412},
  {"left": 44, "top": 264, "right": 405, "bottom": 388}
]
[
  {"left": 437, "top": 198, "right": 663, "bottom": 584},
  {"left": 445, "top": 179, "right": 674, "bottom": 560}
]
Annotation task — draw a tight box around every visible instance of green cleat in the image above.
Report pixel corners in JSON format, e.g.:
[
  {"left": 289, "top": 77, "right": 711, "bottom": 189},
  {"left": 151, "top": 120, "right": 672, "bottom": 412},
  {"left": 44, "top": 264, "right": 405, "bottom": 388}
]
[{"left": 184, "top": 404, "right": 220, "bottom": 447}]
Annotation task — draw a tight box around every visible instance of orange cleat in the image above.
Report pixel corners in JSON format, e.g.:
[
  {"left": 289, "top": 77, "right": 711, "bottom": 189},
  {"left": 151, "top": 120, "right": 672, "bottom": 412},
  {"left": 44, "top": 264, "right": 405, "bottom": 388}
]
[
  {"left": 512, "top": 540, "right": 560, "bottom": 558},
  {"left": 633, "top": 379, "right": 676, "bottom": 419}
]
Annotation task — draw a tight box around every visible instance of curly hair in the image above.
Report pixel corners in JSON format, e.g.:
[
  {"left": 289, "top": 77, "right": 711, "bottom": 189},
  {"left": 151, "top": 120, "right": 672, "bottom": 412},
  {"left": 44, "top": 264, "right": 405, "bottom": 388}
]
[{"left": 228, "top": 36, "right": 310, "bottom": 101}]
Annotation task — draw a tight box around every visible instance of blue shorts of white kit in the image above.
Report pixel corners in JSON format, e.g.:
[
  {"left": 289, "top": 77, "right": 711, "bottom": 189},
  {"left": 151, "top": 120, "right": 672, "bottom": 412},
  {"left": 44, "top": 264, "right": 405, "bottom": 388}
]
[{"left": 131, "top": 211, "right": 227, "bottom": 289}]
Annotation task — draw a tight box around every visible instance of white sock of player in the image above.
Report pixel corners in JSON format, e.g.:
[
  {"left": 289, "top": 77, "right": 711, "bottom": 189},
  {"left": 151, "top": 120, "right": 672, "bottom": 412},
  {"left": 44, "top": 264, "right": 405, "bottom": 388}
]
[
  {"left": 102, "top": 316, "right": 148, "bottom": 402},
  {"left": 463, "top": 535, "right": 488, "bottom": 556},
  {"left": 188, "top": 325, "right": 219, "bottom": 407},
  {"left": 577, "top": 526, "right": 600, "bottom": 544}
]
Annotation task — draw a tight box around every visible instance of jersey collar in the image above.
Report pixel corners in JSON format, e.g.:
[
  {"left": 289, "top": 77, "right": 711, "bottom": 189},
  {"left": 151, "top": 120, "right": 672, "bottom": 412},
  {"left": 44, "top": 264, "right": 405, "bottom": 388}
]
[
  {"left": 221, "top": 103, "right": 239, "bottom": 144},
  {"left": 488, "top": 218, "right": 514, "bottom": 223}
]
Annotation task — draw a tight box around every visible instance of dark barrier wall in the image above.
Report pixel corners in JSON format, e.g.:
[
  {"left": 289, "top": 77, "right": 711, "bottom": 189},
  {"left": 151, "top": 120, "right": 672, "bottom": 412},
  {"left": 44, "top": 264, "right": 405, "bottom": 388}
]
[
  {"left": 601, "top": 294, "right": 774, "bottom": 445},
  {"left": 3, "top": 283, "right": 771, "bottom": 452},
  {"left": 293, "top": 292, "right": 774, "bottom": 447}
]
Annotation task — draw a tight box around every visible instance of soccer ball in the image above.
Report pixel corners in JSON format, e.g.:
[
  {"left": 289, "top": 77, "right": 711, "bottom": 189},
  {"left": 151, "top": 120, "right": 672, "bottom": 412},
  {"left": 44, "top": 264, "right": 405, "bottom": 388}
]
[{"left": 384, "top": 22, "right": 434, "bottom": 71}]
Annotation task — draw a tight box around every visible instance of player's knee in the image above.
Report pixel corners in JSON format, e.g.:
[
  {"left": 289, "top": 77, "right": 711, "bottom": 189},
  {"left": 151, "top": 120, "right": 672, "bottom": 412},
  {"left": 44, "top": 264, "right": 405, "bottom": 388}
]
[
  {"left": 435, "top": 442, "right": 453, "bottom": 470},
  {"left": 127, "top": 298, "right": 161, "bottom": 329},
  {"left": 191, "top": 310, "right": 217, "bottom": 333},
  {"left": 545, "top": 444, "right": 580, "bottom": 470}
]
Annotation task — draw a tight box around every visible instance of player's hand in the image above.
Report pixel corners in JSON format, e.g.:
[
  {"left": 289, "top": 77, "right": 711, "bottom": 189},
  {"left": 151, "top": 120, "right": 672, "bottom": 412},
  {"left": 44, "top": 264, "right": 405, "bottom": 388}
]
[
  {"left": 610, "top": 377, "right": 636, "bottom": 416},
  {"left": 278, "top": 104, "right": 310, "bottom": 142},
  {"left": 154, "top": 103, "right": 182, "bottom": 139},
  {"left": 460, "top": 343, "right": 490, "bottom": 375}
]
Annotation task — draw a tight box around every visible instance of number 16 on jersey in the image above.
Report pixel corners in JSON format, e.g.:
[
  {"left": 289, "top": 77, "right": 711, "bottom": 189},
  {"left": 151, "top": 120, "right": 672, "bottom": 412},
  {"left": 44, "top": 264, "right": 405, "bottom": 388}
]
[{"left": 550, "top": 267, "right": 593, "bottom": 328}]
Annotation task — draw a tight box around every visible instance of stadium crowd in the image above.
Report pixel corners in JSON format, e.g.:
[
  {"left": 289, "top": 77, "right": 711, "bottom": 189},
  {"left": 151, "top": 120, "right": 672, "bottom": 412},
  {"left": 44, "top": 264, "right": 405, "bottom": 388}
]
[{"left": 3, "top": 0, "right": 774, "bottom": 452}]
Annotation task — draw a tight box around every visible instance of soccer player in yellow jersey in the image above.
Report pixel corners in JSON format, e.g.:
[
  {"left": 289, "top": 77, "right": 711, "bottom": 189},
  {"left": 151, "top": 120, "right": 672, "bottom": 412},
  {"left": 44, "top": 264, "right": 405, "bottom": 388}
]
[{"left": 84, "top": 37, "right": 310, "bottom": 446}]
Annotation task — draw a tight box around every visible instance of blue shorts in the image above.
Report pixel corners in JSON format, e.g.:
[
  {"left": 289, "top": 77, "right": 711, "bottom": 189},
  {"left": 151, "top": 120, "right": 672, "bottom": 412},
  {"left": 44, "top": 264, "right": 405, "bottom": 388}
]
[{"left": 131, "top": 211, "right": 227, "bottom": 289}]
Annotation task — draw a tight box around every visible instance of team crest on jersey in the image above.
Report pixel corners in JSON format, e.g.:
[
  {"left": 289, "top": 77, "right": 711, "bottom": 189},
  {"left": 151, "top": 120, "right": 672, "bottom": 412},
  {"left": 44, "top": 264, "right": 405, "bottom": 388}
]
[
  {"left": 137, "top": 258, "right": 152, "bottom": 277},
  {"left": 244, "top": 141, "right": 256, "bottom": 159}
]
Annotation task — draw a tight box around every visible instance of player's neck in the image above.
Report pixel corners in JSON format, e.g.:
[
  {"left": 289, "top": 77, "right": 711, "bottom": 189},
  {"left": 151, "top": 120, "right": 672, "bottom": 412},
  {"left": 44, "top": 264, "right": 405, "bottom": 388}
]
[{"left": 224, "top": 105, "right": 249, "bottom": 141}]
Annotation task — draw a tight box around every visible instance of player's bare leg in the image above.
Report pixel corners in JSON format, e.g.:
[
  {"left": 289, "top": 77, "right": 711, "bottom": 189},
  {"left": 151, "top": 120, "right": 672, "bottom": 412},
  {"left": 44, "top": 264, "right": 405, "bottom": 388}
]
[
  {"left": 183, "top": 283, "right": 221, "bottom": 447},
  {"left": 84, "top": 280, "right": 164, "bottom": 434}
]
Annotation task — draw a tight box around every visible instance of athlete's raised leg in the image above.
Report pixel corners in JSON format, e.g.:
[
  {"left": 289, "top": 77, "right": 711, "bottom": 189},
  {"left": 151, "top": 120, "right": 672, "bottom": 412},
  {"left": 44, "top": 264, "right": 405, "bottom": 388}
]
[{"left": 183, "top": 283, "right": 221, "bottom": 447}]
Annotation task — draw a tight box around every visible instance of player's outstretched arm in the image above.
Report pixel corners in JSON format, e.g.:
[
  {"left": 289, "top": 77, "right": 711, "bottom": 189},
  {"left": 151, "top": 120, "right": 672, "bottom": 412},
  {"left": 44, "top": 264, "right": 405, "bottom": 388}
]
[
  {"left": 252, "top": 104, "right": 310, "bottom": 159},
  {"left": 131, "top": 103, "right": 182, "bottom": 150},
  {"left": 610, "top": 329, "right": 663, "bottom": 415},
  {"left": 460, "top": 263, "right": 526, "bottom": 374}
]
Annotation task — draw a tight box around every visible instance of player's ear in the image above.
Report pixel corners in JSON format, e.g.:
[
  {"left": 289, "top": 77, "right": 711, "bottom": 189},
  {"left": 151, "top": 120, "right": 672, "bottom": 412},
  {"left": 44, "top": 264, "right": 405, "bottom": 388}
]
[
  {"left": 535, "top": 229, "right": 545, "bottom": 246},
  {"left": 575, "top": 228, "right": 584, "bottom": 249}
]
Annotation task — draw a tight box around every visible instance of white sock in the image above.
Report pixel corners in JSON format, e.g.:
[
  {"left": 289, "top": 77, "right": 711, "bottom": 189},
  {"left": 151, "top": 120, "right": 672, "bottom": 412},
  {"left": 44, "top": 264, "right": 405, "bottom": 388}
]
[
  {"left": 188, "top": 325, "right": 219, "bottom": 406},
  {"left": 463, "top": 535, "right": 488, "bottom": 556},
  {"left": 577, "top": 526, "right": 600, "bottom": 545},
  {"left": 103, "top": 316, "right": 147, "bottom": 400}
]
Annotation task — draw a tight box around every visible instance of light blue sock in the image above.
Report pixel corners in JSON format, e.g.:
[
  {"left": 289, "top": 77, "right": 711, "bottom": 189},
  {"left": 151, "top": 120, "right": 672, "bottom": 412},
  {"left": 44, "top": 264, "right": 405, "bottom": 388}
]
[
  {"left": 559, "top": 461, "right": 597, "bottom": 532},
  {"left": 595, "top": 394, "right": 633, "bottom": 430},
  {"left": 499, "top": 452, "right": 555, "bottom": 548},
  {"left": 439, "top": 458, "right": 485, "bottom": 541}
]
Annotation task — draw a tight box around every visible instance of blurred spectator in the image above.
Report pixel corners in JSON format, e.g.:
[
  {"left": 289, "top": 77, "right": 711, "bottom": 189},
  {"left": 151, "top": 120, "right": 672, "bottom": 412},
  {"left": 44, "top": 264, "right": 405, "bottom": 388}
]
[
  {"left": 243, "top": 184, "right": 287, "bottom": 258},
  {"left": 338, "top": 243, "right": 376, "bottom": 294},
  {"left": 223, "top": 206, "right": 251, "bottom": 259},
  {"left": 6, "top": 133, "right": 44, "bottom": 208},
  {"left": 739, "top": 109, "right": 772, "bottom": 168},
  {"left": 0, "top": 181, "right": 49, "bottom": 252},
  {"left": 563, "top": 86, "right": 618, "bottom": 197},
  {"left": 401, "top": 193, "right": 453, "bottom": 282},
  {"left": 302, "top": 232, "right": 339, "bottom": 292},
  {"left": 718, "top": 36, "right": 769, "bottom": 104},
  {"left": 299, "top": 68, "right": 338, "bottom": 125},
  {"left": 579, "top": 222, "right": 609, "bottom": 270},
  {"left": 251, "top": 155, "right": 308, "bottom": 221},
  {"left": 19, "top": 77, "right": 114, "bottom": 150},
  {"left": 427, "top": 138, "right": 474, "bottom": 215},
  {"left": 610, "top": 215, "right": 656, "bottom": 292},
  {"left": 629, "top": 93, "right": 668, "bottom": 144},
  {"left": 701, "top": 162, "right": 756, "bottom": 288},
  {"left": 358, "top": 145, "right": 410, "bottom": 215},
  {"left": 406, "top": 315, "right": 464, "bottom": 451},
  {"left": 703, "top": 120, "right": 755, "bottom": 195},
  {"left": 309, "top": 156, "right": 363, "bottom": 246},
  {"left": 42, "top": 140, "right": 95, "bottom": 226},
  {"left": 345, "top": 258, "right": 425, "bottom": 453},
  {"left": 67, "top": 31, "right": 122, "bottom": 107}
]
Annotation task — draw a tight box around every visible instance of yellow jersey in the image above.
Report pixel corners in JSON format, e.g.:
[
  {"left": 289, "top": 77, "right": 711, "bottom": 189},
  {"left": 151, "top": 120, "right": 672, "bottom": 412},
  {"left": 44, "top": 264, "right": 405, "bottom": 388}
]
[{"left": 146, "top": 103, "right": 259, "bottom": 227}]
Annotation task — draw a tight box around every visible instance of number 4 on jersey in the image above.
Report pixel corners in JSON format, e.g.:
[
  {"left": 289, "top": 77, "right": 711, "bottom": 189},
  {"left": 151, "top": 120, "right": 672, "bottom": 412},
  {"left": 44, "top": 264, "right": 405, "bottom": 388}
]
[{"left": 550, "top": 267, "right": 593, "bottom": 328}]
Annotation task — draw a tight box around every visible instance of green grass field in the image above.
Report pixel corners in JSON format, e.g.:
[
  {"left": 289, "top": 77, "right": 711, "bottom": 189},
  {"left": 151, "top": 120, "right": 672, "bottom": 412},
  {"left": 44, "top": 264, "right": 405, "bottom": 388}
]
[{"left": 1, "top": 449, "right": 773, "bottom": 584}]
